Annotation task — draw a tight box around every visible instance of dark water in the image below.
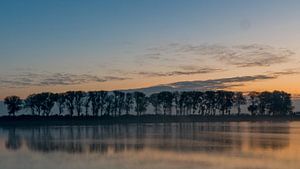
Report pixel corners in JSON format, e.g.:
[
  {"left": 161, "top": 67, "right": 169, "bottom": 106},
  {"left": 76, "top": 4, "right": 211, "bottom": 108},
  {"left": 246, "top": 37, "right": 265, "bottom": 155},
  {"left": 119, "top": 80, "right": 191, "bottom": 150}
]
[{"left": 0, "top": 122, "right": 299, "bottom": 169}]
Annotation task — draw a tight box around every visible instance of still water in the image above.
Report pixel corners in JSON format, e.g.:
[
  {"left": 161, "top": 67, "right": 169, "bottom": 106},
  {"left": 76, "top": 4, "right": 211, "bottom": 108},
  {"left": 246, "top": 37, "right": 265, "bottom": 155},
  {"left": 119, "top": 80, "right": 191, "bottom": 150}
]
[{"left": 0, "top": 122, "right": 299, "bottom": 169}]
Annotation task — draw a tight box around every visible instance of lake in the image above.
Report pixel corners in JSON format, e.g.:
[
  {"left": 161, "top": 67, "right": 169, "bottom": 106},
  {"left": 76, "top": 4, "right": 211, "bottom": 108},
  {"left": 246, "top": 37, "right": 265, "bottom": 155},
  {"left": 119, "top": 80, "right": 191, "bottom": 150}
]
[{"left": 0, "top": 122, "right": 299, "bottom": 169}]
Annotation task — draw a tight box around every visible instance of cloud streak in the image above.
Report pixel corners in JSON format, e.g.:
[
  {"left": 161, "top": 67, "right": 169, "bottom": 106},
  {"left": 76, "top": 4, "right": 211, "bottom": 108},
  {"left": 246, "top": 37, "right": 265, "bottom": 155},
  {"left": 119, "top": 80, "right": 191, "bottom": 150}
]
[
  {"left": 145, "top": 43, "right": 294, "bottom": 67},
  {"left": 128, "top": 70, "right": 300, "bottom": 94},
  {"left": 0, "top": 72, "right": 129, "bottom": 88},
  {"left": 216, "top": 44, "right": 294, "bottom": 67},
  {"left": 138, "top": 67, "right": 221, "bottom": 77},
  {"left": 168, "top": 75, "right": 274, "bottom": 89},
  {"left": 270, "top": 69, "right": 300, "bottom": 76},
  {"left": 126, "top": 74, "right": 276, "bottom": 94}
]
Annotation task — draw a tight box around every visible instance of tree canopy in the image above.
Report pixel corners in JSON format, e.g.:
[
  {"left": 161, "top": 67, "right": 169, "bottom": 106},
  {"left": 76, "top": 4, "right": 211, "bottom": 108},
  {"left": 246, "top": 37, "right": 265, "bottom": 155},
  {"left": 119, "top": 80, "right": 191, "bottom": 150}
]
[{"left": 3, "top": 90, "right": 294, "bottom": 117}]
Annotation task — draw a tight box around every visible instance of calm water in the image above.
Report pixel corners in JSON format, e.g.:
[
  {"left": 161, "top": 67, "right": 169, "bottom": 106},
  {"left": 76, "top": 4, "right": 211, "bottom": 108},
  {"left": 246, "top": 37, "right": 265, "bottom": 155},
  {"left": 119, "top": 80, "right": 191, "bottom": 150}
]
[{"left": 0, "top": 122, "right": 300, "bottom": 169}]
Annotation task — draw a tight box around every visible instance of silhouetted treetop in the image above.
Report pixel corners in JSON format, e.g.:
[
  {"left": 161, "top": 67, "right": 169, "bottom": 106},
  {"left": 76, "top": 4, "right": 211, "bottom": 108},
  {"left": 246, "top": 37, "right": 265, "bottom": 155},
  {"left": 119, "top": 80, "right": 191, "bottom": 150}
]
[{"left": 3, "top": 90, "right": 293, "bottom": 118}]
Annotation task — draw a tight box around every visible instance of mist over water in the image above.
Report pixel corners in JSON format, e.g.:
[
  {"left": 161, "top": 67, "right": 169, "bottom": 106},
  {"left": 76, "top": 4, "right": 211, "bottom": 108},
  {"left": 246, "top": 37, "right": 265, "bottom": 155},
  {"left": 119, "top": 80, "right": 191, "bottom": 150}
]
[{"left": 0, "top": 122, "right": 300, "bottom": 169}]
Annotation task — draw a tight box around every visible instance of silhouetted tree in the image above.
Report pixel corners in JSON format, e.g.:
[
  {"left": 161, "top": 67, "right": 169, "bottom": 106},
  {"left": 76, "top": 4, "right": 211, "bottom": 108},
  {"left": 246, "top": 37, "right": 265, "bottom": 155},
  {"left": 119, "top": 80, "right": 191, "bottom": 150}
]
[
  {"left": 233, "top": 92, "right": 246, "bottom": 115},
  {"left": 24, "top": 94, "right": 37, "bottom": 115},
  {"left": 216, "top": 91, "right": 226, "bottom": 115},
  {"left": 29, "top": 94, "right": 43, "bottom": 116},
  {"left": 204, "top": 91, "right": 217, "bottom": 116},
  {"left": 4, "top": 96, "right": 23, "bottom": 116},
  {"left": 88, "top": 91, "right": 100, "bottom": 116},
  {"left": 173, "top": 92, "right": 180, "bottom": 116},
  {"left": 224, "top": 91, "right": 234, "bottom": 115},
  {"left": 84, "top": 94, "right": 90, "bottom": 116},
  {"left": 1, "top": 89, "right": 294, "bottom": 119},
  {"left": 178, "top": 92, "right": 186, "bottom": 115},
  {"left": 214, "top": 91, "right": 235, "bottom": 115},
  {"left": 247, "top": 91, "right": 293, "bottom": 116},
  {"left": 158, "top": 91, "right": 174, "bottom": 115},
  {"left": 40, "top": 92, "right": 57, "bottom": 116},
  {"left": 258, "top": 91, "right": 271, "bottom": 115},
  {"left": 87, "top": 91, "right": 108, "bottom": 116},
  {"left": 248, "top": 92, "right": 260, "bottom": 116},
  {"left": 65, "top": 91, "right": 76, "bottom": 116},
  {"left": 124, "top": 93, "right": 134, "bottom": 115},
  {"left": 133, "top": 92, "right": 148, "bottom": 116},
  {"left": 99, "top": 91, "right": 108, "bottom": 116},
  {"left": 268, "top": 91, "right": 293, "bottom": 116},
  {"left": 191, "top": 91, "right": 202, "bottom": 115},
  {"left": 105, "top": 95, "right": 114, "bottom": 116},
  {"left": 113, "top": 91, "right": 125, "bottom": 117},
  {"left": 149, "top": 93, "right": 161, "bottom": 115},
  {"left": 118, "top": 92, "right": 125, "bottom": 116},
  {"left": 56, "top": 93, "right": 66, "bottom": 115},
  {"left": 74, "top": 91, "right": 85, "bottom": 116},
  {"left": 182, "top": 92, "right": 193, "bottom": 115}
]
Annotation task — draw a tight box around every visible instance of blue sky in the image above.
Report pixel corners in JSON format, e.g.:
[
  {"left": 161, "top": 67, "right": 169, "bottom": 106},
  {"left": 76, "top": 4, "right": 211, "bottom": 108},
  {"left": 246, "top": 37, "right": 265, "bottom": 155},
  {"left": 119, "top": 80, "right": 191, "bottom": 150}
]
[{"left": 1, "top": 0, "right": 300, "bottom": 98}]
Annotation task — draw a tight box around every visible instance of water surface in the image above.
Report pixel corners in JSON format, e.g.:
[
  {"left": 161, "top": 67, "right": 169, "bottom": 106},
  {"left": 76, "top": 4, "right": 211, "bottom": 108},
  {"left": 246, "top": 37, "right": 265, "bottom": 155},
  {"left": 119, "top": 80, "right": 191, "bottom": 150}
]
[{"left": 0, "top": 122, "right": 300, "bottom": 169}]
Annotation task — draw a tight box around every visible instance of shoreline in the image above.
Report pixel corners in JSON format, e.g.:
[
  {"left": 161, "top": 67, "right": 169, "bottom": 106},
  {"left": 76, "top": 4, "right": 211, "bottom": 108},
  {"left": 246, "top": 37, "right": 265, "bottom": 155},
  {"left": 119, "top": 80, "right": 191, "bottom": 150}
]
[{"left": 0, "top": 114, "right": 299, "bottom": 126}]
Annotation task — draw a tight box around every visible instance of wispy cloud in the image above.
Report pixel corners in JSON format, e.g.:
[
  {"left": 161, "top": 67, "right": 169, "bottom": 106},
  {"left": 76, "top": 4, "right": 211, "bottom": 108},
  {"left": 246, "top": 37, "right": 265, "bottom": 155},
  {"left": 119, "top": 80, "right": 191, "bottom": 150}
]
[
  {"left": 137, "top": 67, "right": 221, "bottom": 77},
  {"left": 163, "top": 69, "right": 300, "bottom": 90},
  {"left": 128, "top": 70, "right": 300, "bottom": 94},
  {"left": 144, "top": 43, "right": 294, "bottom": 67},
  {"left": 269, "top": 69, "right": 300, "bottom": 76},
  {"left": 216, "top": 44, "right": 294, "bottom": 67},
  {"left": 143, "top": 53, "right": 161, "bottom": 60},
  {"left": 127, "top": 75, "right": 276, "bottom": 94},
  {"left": 0, "top": 72, "right": 129, "bottom": 88},
  {"left": 165, "top": 75, "right": 275, "bottom": 90}
]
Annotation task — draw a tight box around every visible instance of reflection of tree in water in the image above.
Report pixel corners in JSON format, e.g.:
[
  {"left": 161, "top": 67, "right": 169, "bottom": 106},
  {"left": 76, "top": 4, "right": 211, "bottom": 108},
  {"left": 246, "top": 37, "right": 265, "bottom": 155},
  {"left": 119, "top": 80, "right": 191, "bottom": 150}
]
[
  {"left": 249, "top": 123, "right": 290, "bottom": 150},
  {"left": 2, "top": 123, "right": 289, "bottom": 154},
  {"left": 89, "top": 143, "right": 108, "bottom": 153},
  {"left": 22, "top": 125, "right": 147, "bottom": 154},
  {"left": 155, "top": 123, "right": 243, "bottom": 153},
  {"left": 5, "top": 128, "right": 22, "bottom": 151},
  {"left": 27, "top": 127, "right": 85, "bottom": 153}
]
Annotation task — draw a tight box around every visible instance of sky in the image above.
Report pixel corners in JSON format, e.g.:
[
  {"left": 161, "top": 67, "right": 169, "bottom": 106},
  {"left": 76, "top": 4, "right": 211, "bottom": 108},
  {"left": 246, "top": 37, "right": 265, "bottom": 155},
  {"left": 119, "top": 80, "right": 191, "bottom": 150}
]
[{"left": 1, "top": 0, "right": 300, "bottom": 99}]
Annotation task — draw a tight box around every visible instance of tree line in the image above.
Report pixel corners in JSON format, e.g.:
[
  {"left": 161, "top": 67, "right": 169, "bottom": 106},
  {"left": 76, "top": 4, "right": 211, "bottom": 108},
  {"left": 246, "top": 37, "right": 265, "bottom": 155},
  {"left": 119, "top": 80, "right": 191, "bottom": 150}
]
[{"left": 3, "top": 90, "right": 293, "bottom": 117}]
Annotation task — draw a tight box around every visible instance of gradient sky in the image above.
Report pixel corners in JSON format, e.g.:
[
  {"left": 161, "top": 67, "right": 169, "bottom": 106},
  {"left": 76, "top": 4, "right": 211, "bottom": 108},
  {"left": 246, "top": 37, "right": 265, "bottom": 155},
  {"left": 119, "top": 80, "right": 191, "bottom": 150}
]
[{"left": 1, "top": 0, "right": 300, "bottom": 99}]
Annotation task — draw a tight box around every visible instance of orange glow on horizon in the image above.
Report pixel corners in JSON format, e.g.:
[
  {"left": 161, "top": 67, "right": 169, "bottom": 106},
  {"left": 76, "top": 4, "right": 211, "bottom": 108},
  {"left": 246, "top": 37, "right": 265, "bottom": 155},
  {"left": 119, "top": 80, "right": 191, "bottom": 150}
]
[{"left": 1, "top": 73, "right": 300, "bottom": 100}]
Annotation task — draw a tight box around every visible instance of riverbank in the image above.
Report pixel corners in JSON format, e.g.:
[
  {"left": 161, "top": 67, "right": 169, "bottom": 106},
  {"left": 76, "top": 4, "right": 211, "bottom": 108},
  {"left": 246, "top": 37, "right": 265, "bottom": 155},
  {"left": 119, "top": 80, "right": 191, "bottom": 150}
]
[{"left": 0, "top": 114, "right": 299, "bottom": 126}]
